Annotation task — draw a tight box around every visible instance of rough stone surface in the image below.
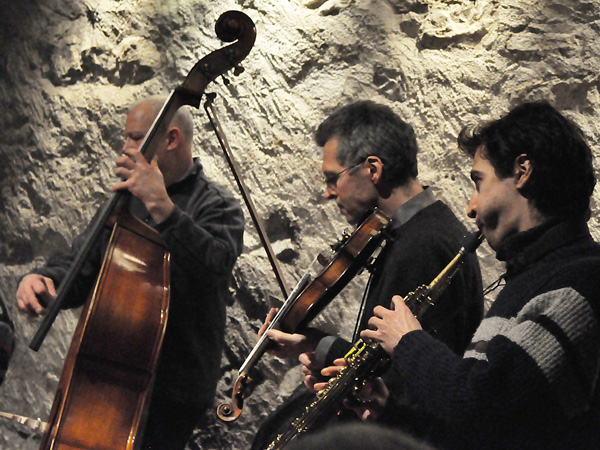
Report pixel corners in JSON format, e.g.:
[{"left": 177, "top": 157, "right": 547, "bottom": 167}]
[{"left": 1, "top": 0, "right": 599, "bottom": 448}]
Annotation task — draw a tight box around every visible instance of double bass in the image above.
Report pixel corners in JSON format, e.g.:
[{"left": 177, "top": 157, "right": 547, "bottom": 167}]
[{"left": 25, "top": 11, "right": 256, "bottom": 450}]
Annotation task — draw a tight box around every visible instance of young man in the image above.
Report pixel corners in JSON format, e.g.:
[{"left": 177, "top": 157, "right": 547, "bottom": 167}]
[
  {"left": 356, "top": 101, "right": 600, "bottom": 449},
  {"left": 16, "top": 96, "right": 245, "bottom": 450},
  {"left": 252, "top": 101, "right": 483, "bottom": 448}
]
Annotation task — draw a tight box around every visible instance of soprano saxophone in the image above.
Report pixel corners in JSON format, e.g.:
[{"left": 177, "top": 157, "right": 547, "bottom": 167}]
[{"left": 266, "top": 231, "right": 484, "bottom": 450}]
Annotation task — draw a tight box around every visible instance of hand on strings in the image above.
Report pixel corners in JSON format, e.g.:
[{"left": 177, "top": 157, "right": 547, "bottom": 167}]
[
  {"left": 259, "top": 308, "right": 326, "bottom": 358},
  {"left": 343, "top": 376, "right": 390, "bottom": 422},
  {"left": 113, "top": 147, "right": 174, "bottom": 223},
  {"left": 16, "top": 274, "right": 56, "bottom": 317},
  {"left": 257, "top": 307, "right": 278, "bottom": 340},
  {"left": 360, "top": 295, "right": 422, "bottom": 355}
]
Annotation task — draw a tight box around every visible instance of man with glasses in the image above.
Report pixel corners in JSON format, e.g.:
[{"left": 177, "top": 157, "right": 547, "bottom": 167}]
[{"left": 251, "top": 101, "right": 484, "bottom": 448}]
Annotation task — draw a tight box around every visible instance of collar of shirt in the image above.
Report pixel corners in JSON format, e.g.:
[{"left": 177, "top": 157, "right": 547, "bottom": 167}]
[
  {"left": 166, "top": 158, "right": 202, "bottom": 195},
  {"left": 496, "top": 219, "right": 590, "bottom": 277},
  {"left": 389, "top": 186, "right": 437, "bottom": 231}
]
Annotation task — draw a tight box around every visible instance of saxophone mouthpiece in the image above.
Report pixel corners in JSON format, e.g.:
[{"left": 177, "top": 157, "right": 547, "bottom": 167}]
[{"left": 464, "top": 231, "right": 484, "bottom": 254}]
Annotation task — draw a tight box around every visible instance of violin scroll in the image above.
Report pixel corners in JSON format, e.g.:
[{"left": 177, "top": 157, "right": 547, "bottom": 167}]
[{"left": 216, "top": 374, "right": 251, "bottom": 422}]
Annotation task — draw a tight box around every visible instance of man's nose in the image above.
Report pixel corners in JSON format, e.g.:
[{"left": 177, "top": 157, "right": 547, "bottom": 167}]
[
  {"left": 466, "top": 193, "right": 477, "bottom": 219},
  {"left": 122, "top": 137, "right": 134, "bottom": 151},
  {"left": 323, "top": 186, "right": 336, "bottom": 200}
]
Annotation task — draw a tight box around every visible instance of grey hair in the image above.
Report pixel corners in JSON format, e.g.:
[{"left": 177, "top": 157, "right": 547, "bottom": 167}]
[{"left": 315, "top": 101, "right": 419, "bottom": 188}]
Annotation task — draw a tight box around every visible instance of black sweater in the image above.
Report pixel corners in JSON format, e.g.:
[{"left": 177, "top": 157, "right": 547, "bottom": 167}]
[{"left": 383, "top": 220, "right": 600, "bottom": 449}]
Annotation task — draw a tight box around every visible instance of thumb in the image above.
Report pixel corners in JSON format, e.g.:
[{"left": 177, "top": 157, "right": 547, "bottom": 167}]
[{"left": 44, "top": 278, "right": 57, "bottom": 297}]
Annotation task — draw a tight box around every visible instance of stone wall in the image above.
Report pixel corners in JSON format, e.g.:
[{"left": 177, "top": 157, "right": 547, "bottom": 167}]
[{"left": 0, "top": 0, "right": 599, "bottom": 448}]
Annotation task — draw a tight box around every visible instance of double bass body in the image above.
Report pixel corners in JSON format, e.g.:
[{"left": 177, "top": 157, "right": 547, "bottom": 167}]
[{"left": 40, "top": 212, "right": 170, "bottom": 450}]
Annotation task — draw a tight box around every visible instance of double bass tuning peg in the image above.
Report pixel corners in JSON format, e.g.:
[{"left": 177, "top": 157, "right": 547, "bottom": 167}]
[
  {"left": 233, "top": 65, "right": 245, "bottom": 76},
  {"left": 219, "top": 65, "right": 244, "bottom": 86}
]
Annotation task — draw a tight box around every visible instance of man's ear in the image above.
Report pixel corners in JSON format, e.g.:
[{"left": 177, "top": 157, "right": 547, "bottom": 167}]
[
  {"left": 166, "top": 127, "right": 181, "bottom": 151},
  {"left": 365, "top": 156, "right": 384, "bottom": 184},
  {"left": 514, "top": 154, "right": 533, "bottom": 190}
]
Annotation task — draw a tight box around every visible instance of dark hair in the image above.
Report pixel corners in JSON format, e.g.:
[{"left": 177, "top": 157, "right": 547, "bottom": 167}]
[
  {"left": 315, "top": 101, "right": 419, "bottom": 187},
  {"left": 458, "top": 101, "right": 595, "bottom": 220}
]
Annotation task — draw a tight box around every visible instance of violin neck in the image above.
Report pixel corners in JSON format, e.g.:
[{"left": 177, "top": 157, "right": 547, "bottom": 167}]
[{"left": 238, "top": 271, "right": 312, "bottom": 376}]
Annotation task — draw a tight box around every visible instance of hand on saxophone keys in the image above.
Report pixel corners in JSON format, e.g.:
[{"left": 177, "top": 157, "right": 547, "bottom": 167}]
[
  {"left": 299, "top": 352, "right": 345, "bottom": 393},
  {"left": 360, "top": 295, "right": 423, "bottom": 355},
  {"left": 343, "top": 376, "right": 390, "bottom": 422},
  {"left": 300, "top": 352, "right": 391, "bottom": 422}
]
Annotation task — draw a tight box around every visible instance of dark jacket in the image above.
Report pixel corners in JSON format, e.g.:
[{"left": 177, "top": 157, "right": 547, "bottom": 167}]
[
  {"left": 0, "top": 290, "right": 14, "bottom": 386},
  {"left": 31, "top": 159, "right": 244, "bottom": 409}
]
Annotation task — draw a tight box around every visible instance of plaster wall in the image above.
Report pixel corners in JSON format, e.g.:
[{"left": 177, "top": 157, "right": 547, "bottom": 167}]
[{"left": 1, "top": 0, "right": 599, "bottom": 448}]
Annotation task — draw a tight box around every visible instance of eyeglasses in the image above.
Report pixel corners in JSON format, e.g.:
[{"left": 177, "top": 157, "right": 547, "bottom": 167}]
[{"left": 324, "top": 160, "right": 364, "bottom": 189}]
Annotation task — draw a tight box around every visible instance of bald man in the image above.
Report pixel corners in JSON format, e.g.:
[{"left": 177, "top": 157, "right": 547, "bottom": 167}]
[{"left": 16, "top": 97, "right": 245, "bottom": 449}]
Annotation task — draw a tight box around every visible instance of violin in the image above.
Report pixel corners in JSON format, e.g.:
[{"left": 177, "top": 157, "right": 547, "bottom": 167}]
[{"left": 217, "top": 209, "right": 390, "bottom": 422}]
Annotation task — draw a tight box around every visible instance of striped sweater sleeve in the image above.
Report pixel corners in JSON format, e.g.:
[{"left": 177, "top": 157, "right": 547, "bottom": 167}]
[{"left": 384, "top": 283, "right": 600, "bottom": 442}]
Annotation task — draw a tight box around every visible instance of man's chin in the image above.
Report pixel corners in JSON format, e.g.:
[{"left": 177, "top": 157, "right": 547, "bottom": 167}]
[
  {"left": 344, "top": 214, "right": 359, "bottom": 226},
  {"left": 337, "top": 206, "right": 361, "bottom": 226},
  {"left": 481, "top": 229, "right": 499, "bottom": 251}
]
